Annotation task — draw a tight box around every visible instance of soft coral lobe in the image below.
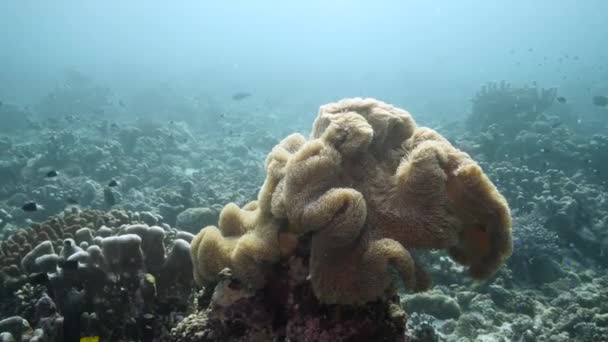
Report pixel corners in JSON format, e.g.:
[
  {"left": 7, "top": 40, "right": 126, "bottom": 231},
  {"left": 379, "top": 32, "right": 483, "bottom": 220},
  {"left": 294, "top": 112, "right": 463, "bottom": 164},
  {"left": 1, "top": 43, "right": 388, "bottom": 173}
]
[{"left": 191, "top": 97, "right": 512, "bottom": 306}]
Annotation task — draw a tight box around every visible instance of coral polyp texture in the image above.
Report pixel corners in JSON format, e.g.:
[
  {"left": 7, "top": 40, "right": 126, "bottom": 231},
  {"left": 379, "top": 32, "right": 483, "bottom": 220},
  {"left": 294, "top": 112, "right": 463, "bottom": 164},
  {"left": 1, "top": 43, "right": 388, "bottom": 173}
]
[{"left": 191, "top": 98, "right": 513, "bottom": 305}]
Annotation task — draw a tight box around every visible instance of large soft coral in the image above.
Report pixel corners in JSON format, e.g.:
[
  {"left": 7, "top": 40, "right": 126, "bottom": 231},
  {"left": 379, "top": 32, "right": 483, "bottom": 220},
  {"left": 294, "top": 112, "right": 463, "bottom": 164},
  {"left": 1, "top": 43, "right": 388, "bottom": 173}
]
[
  {"left": 190, "top": 134, "right": 306, "bottom": 288},
  {"left": 191, "top": 98, "right": 512, "bottom": 305},
  {"left": 284, "top": 98, "right": 512, "bottom": 304}
]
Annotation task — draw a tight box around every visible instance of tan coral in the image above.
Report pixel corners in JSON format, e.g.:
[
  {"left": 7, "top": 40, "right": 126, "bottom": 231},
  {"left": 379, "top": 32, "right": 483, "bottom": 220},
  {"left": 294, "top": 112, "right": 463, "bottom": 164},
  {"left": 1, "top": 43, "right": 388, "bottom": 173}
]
[
  {"left": 190, "top": 134, "right": 306, "bottom": 288},
  {"left": 190, "top": 98, "right": 512, "bottom": 305},
  {"left": 283, "top": 98, "right": 512, "bottom": 304}
]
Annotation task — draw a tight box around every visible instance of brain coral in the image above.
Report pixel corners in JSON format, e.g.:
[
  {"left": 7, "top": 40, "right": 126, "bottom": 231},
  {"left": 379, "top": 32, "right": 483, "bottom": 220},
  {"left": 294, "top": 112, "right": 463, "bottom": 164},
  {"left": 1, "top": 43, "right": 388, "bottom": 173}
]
[{"left": 191, "top": 98, "right": 512, "bottom": 305}]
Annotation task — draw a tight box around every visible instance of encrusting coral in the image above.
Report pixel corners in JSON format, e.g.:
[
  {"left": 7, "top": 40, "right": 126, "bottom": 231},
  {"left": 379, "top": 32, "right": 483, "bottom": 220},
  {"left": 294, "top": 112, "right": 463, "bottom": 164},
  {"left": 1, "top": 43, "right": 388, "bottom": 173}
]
[{"left": 191, "top": 98, "right": 512, "bottom": 305}]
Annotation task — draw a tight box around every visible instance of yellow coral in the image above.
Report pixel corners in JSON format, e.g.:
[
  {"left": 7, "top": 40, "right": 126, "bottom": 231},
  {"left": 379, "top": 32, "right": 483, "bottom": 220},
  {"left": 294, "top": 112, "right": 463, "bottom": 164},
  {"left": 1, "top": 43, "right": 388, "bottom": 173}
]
[
  {"left": 190, "top": 134, "right": 306, "bottom": 288},
  {"left": 191, "top": 98, "right": 512, "bottom": 305},
  {"left": 283, "top": 98, "right": 512, "bottom": 304}
]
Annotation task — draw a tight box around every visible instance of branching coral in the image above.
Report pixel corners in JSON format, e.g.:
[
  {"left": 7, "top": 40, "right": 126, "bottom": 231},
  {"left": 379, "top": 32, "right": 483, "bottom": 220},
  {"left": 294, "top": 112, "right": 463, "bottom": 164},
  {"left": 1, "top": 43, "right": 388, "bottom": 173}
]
[{"left": 191, "top": 98, "right": 512, "bottom": 305}]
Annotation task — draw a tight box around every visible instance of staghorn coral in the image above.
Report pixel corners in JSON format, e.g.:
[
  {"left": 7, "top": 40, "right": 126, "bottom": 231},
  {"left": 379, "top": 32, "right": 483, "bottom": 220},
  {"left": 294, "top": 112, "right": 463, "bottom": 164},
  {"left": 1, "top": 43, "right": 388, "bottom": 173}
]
[{"left": 191, "top": 98, "right": 512, "bottom": 305}]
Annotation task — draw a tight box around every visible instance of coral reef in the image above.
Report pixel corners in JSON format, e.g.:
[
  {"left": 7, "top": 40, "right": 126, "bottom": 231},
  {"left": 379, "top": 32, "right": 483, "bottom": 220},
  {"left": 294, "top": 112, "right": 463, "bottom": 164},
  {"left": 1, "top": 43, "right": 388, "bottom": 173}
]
[
  {"left": 172, "top": 252, "right": 408, "bottom": 341},
  {"left": 0, "top": 108, "right": 269, "bottom": 230},
  {"left": 192, "top": 98, "right": 512, "bottom": 305},
  {"left": 467, "top": 81, "right": 557, "bottom": 135},
  {"left": 0, "top": 209, "right": 194, "bottom": 341},
  {"left": 394, "top": 81, "right": 607, "bottom": 340},
  {"left": 508, "top": 211, "right": 563, "bottom": 284},
  {"left": 461, "top": 82, "right": 608, "bottom": 269},
  {"left": 183, "top": 98, "right": 512, "bottom": 338},
  {"left": 480, "top": 149, "right": 608, "bottom": 266},
  {"left": 402, "top": 270, "right": 608, "bottom": 341},
  {"left": 3, "top": 76, "right": 607, "bottom": 341}
]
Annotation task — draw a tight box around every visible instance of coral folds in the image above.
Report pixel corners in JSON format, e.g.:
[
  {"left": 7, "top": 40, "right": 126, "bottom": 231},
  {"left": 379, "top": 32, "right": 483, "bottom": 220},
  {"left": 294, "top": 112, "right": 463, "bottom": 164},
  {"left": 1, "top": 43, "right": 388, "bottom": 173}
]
[{"left": 191, "top": 98, "right": 512, "bottom": 305}]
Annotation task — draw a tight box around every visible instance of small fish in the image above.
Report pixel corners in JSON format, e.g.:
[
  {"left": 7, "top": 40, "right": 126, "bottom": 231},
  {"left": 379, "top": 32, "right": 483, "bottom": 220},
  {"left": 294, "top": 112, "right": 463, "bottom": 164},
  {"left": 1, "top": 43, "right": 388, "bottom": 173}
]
[
  {"left": 46, "top": 170, "right": 58, "bottom": 178},
  {"left": 93, "top": 108, "right": 105, "bottom": 115},
  {"left": 66, "top": 198, "right": 79, "bottom": 205},
  {"left": 592, "top": 95, "right": 608, "bottom": 107},
  {"left": 232, "top": 92, "right": 252, "bottom": 101},
  {"left": 22, "top": 201, "right": 44, "bottom": 212},
  {"left": 118, "top": 100, "right": 126, "bottom": 108},
  {"left": 551, "top": 122, "right": 563, "bottom": 128},
  {"left": 540, "top": 147, "right": 551, "bottom": 153},
  {"left": 108, "top": 179, "right": 119, "bottom": 187},
  {"left": 556, "top": 96, "right": 567, "bottom": 104},
  {"left": 0, "top": 100, "right": 3, "bottom": 107},
  {"left": 528, "top": 48, "right": 533, "bottom": 52}
]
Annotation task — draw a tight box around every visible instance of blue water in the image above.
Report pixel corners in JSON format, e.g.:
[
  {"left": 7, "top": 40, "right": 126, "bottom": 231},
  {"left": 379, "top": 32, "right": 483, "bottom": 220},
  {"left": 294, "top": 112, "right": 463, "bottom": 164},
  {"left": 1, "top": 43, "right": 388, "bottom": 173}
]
[{"left": 1, "top": 0, "right": 607, "bottom": 121}]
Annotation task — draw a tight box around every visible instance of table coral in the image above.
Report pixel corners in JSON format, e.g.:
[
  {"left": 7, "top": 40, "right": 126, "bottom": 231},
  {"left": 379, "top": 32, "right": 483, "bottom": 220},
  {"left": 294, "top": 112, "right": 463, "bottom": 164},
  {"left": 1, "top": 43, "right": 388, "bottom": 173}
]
[{"left": 191, "top": 98, "right": 512, "bottom": 305}]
